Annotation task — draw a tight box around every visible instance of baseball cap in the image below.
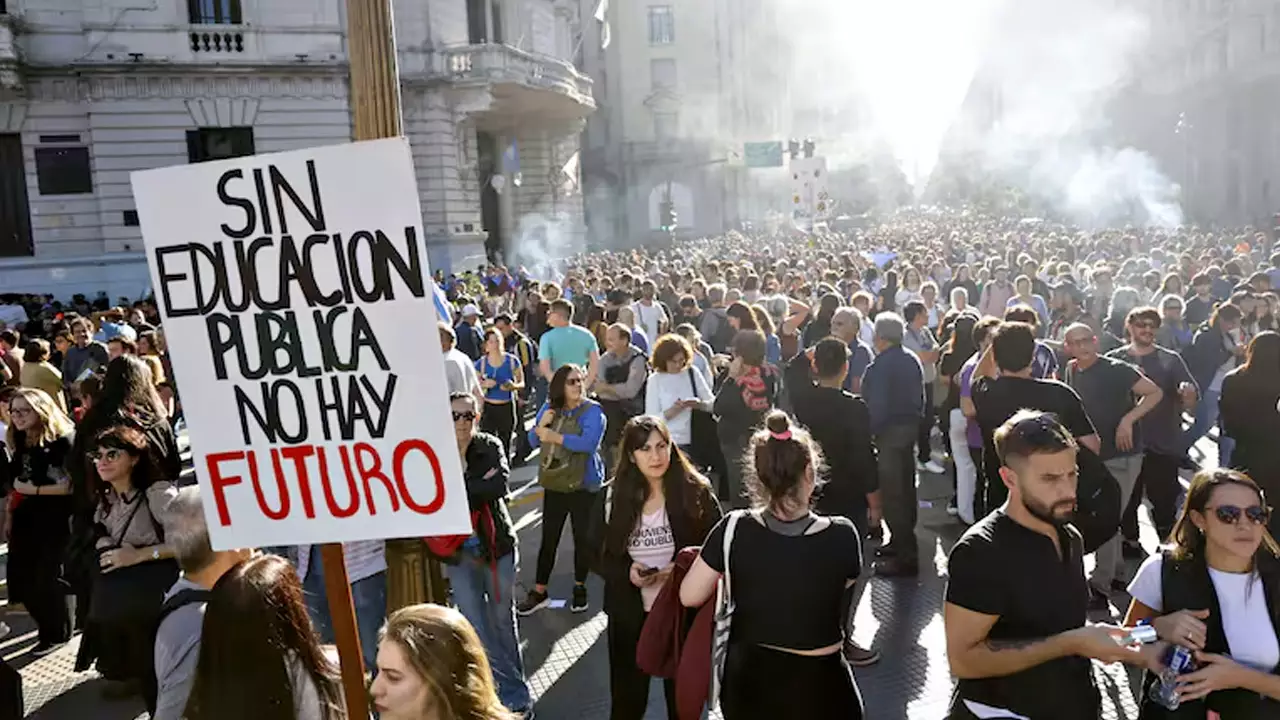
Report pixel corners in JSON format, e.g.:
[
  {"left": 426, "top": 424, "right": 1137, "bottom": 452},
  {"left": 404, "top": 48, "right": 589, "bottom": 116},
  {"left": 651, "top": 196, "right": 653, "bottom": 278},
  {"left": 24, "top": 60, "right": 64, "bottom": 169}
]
[{"left": 461, "top": 304, "right": 481, "bottom": 317}]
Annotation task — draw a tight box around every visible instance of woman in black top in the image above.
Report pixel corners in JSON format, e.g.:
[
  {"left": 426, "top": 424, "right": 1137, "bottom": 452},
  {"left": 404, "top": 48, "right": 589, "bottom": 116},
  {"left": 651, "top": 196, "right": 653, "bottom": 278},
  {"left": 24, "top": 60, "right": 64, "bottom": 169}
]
[
  {"left": 714, "top": 331, "right": 779, "bottom": 509},
  {"left": 680, "top": 411, "right": 864, "bottom": 719},
  {"left": 1220, "top": 331, "right": 1280, "bottom": 533},
  {"left": 600, "top": 416, "right": 720, "bottom": 720},
  {"left": 6, "top": 387, "right": 76, "bottom": 654}
]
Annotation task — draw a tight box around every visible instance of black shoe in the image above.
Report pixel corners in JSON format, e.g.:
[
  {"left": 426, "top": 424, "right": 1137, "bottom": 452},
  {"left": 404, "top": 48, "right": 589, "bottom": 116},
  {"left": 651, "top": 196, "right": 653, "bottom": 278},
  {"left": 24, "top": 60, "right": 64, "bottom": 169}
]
[
  {"left": 516, "top": 589, "right": 550, "bottom": 616},
  {"left": 30, "top": 640, "right": 62, "bottom": 658},
  {"left": 571, "top": 584, "right": 588, "bottom": 613},
  {"left": 874, "top": 557, "right": 919, "bottom": 577},
  {"left": 1087, "top": 587, "right": 1111, "bottom": 612}
]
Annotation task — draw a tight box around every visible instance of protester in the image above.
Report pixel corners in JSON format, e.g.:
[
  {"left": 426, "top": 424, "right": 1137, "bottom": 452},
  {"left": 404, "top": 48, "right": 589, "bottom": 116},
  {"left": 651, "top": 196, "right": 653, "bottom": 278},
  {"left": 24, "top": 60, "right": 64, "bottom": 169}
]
[
  {"left": 476, "top": 327, "right": 525, "bottom": 458},
  {"left": 902, "top": 301, "right": 945, "bottom": 474},
  {"left": 595, "top": 323, "right": 649, "bottom": 463},
  {"left": 1123, "top": 468, "right": 1280, "bottom": 714},
  {"left": 644, "top": 334, "right": 714, "bottom": 455},
  {"left": 5, "top": 388, "right": 75, "bottom": 655},
  {"left": 61, "top": 317, "right": 109, "bottom": 391},
  {"left": 440, "top": 322, "right": 485, "bottom": 410},
  {"left": 681, "top": 412, "right": 865, "bottom": 718},
  {"left": 600, "top": 416, "right": 720, "bottom": 719},
  {"left": 713, "top": 330, "right": 779, "bottom": 508},
  {"left": 945, "top": 411, "right": 1155, "bottom": 719},
  {"left": 1182, "top": 303, "right": 1244, "bottom": 465},
  {"left": 20, "top": 339, "right": 67, "bottom": 413},
  {"left": 1219, "top": 331, "right": 1280, "bottom": 527},
  {"left": 862, "top": 312, "right": 925, "bottom": 576},
  {"left": 520, "top": 364, "right": 606, "bottom": 616},
  {"left": 184, "top": 554, "right": 345, "bottom": 720},
  {"left": 151, "top": 487, "right": 253, "bottom": 720},
  {"left": 538, "top": 299, "right": 601, "bottom": 391},
  {"left": 78, "top": 423, "right": 181, "bottom": 697},
  {"left": 371, "top": 604, "right": 519, "bottom": 720},
  {"left": 941, "top": 313, "right": 980, "bottom": 523},
  {"left": 438, "top": 392, "right": 532, "bottom": 715}
]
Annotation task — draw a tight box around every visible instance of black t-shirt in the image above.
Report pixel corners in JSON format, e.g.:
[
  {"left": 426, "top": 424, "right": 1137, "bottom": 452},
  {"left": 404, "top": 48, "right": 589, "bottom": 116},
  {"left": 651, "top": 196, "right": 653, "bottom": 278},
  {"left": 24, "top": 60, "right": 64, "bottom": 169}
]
[
  {"left": 1064, "top": 355, "right": 1141, "bottom": 460},
  {"left": 972, "top": 375, "right": 1096, "bottom": 492},
  {"left": 699, "top": 512, "right": 861, "bottom": 650},
  {"left": 946, "top": 512, "right": 1099, "bottom": 719}
]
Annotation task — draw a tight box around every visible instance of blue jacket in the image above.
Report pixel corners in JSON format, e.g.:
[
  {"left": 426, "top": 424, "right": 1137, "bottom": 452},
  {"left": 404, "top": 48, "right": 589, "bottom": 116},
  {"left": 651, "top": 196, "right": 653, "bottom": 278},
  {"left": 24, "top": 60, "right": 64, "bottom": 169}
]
[
  {"left": 529, "top": 399, "right": 607, "bottom": 491},
  {"left": 861, "top": 344, "right": 925, "bottom": 434}
]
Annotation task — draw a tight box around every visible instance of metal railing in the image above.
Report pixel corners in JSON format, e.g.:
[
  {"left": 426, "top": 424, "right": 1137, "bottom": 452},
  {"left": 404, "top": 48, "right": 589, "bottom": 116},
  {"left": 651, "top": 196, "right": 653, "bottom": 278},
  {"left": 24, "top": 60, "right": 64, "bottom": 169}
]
[{"left": 434, "top": 43, "right": 594, "bottom": 106}]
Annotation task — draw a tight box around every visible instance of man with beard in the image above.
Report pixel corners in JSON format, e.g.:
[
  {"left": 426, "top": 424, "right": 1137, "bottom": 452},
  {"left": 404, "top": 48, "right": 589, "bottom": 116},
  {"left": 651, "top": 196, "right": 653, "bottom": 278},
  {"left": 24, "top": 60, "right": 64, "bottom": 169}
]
[{"left": 944, "top": 411, "right": 1153, "bottom": 720}]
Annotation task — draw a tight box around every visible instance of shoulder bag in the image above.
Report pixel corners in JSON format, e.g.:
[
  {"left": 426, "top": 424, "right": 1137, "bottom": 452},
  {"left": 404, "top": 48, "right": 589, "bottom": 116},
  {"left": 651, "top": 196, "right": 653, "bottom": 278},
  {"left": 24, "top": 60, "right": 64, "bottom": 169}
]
[
  {"left": 709, "top": 510, "right": 743, "bottom": 710},
  {"left": 87, "top": 492, "right": 180, "bottom": 624},
  {"left": 539, "top": 407, "right": 589, "bottom": 493}
]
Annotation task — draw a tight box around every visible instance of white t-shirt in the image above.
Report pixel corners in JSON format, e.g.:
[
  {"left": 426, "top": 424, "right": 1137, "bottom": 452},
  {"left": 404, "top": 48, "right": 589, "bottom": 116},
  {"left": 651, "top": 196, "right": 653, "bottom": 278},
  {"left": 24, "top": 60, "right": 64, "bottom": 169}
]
[
  {"left": 629, "top": 506, "right": 675, "bottom": 612},
  {"left": 1127, "top": 554, "right": 1280, "bottom": 672},
  {"left": 632, "top": 300, "right": 668, "bottom": 349},
  {"left": 644, "top": 369, "right": 713, "bottom": 446}
]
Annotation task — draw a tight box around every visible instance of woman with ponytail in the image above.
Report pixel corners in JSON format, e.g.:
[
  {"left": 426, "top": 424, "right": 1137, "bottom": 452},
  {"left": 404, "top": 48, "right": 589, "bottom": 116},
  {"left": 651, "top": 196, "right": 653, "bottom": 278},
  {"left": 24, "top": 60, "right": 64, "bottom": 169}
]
[{"left": 679, "top": 411, "right": 865, "bottom": 718}]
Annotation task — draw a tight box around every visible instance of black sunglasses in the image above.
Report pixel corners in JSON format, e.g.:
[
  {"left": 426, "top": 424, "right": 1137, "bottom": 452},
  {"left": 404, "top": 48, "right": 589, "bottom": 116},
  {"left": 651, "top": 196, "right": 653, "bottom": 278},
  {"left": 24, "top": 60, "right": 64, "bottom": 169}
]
[
  {"left": 88, "top": 448, "right": 125, "bottom": 464},
  {"left": 452, "top": 411, "right": 476, "bottom": 423},
  {"left": 1207, "top": 504, "right": 1271, "bottom": 526},
  {"left": 566, "top": 378, "right": 584, "bottom": 387}
]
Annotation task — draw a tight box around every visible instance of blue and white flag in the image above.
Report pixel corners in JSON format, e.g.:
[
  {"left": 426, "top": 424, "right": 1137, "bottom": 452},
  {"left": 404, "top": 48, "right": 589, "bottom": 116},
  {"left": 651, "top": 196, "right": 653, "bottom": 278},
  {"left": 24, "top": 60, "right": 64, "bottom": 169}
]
[{"left": 433, "top": 282, "right": 453, "bottom": 324}]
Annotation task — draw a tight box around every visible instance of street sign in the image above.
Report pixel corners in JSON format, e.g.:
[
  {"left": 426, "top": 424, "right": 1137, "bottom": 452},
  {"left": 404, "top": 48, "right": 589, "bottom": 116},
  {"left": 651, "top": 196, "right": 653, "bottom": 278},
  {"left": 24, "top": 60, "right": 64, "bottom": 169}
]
[
  {"left": 790, "top": 156, "right": 830, "bottom": 219},
  {"left": 131, "top": 138, "right": 472, "bottom": 551},
  {"left": 744, "top": 141, "right": 784, "bottom": 168}
]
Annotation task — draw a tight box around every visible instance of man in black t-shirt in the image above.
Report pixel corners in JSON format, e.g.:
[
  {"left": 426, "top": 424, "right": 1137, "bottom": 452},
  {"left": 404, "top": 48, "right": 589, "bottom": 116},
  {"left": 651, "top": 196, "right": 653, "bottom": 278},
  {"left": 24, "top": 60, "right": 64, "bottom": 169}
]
[
  {"left": 944, "top": 411, "right": 1154, "bottom": 720},
  {"left": 971, "top": 322, "right": 1101, "bottom": 515}
]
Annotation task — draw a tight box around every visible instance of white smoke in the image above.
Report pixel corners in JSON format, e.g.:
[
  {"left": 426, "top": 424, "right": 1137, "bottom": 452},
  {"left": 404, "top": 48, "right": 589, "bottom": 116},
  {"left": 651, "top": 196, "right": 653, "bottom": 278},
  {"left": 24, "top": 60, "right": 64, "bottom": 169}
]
[{"left": 507, "top": 210, "right": 583, "bottom": 281}]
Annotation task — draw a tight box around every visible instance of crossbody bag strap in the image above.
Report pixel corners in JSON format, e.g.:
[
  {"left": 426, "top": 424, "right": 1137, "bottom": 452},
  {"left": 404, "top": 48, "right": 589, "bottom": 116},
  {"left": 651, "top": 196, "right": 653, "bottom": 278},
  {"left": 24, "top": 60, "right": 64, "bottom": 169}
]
[{"left": 111, "top": 492, "right": 148, "bottom": 548}]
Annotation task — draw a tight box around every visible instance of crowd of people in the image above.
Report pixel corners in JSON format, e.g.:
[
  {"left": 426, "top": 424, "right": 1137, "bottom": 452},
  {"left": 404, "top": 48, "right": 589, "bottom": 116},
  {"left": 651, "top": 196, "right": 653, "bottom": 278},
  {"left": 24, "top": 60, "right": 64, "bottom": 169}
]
[
  {"left": 433, "top": 209, "right": 1280, "bottom": 719},
  {"left": 0, "top": 206, "right": 1279, "bottom": 719}
]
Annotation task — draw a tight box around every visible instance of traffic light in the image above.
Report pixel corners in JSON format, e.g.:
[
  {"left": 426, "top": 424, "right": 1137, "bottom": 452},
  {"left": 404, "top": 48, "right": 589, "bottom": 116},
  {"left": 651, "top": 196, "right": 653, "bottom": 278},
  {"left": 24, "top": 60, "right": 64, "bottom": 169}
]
[
  {"left": 660, "top": 201, "right": 677, "bottom": 232},
  {"left": 803, "top": 138, "right": 815, "bottom": 158}
]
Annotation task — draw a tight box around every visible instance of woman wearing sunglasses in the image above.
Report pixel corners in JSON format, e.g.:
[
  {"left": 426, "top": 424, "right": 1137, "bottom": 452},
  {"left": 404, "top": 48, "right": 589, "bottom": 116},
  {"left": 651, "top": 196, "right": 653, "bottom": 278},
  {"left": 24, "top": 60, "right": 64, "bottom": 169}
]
[{"left": 1124, "top": 469, "right": 1280, "bottom": 716}]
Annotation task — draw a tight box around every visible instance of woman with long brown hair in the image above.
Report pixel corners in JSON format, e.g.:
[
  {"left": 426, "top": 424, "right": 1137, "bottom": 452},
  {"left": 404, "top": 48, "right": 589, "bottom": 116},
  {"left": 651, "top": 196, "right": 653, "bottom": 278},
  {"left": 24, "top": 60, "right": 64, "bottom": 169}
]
[
  {"left": 5, "top": 387, "right": 75, "bottom": 655},
  {"left": 1124, "top": 469, "right": 1280, "bottom": 716},
  {"left": 371, "top": 603, "right": 516, "bottom": 720},
  {"left": 77, "top": 423, "right": 181, "bottom": 696},
  {"left": 600, "top": 416, "right": 720, "bottom": 718},
  {"left": 186, "top": 554, "right": 345, "bottom": 720},
  {"left": 1219, "top": 330, "right": 1280, "bottom": 518}
]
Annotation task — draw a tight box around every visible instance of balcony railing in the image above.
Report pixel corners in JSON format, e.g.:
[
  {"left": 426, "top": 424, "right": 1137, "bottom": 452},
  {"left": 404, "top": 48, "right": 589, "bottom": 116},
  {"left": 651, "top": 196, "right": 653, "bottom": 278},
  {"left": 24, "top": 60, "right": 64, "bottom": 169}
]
[
  {"left": 190, "top": 30, "right": 245, "bottom": 53},
  {"left": 432, "top": 44, "right": 594, "bottom": 110}
]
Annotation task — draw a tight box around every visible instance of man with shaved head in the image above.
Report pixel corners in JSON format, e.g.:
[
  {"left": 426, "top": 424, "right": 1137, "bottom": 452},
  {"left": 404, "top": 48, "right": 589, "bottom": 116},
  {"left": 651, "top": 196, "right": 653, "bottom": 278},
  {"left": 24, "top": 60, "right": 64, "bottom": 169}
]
[{"left": 1062, "top": 322, "right": 1162, "bottom": 612}]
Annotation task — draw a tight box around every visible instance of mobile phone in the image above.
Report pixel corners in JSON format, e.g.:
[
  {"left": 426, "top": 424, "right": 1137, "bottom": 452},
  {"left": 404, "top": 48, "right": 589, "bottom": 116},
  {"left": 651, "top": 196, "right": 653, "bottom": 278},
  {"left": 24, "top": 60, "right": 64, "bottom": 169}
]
[{"left": 638, "top": 565, "right": 660, "bottom": 577}]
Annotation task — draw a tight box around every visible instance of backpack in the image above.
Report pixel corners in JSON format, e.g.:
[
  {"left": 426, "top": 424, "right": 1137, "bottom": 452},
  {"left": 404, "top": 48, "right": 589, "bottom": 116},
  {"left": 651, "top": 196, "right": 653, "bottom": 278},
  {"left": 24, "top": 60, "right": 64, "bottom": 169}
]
[
  {"left": 143, "top": 588, "right": 212, "bottom": 715},
  {"left": 539, "top": 406, "right": 589, "bottom": 492}
]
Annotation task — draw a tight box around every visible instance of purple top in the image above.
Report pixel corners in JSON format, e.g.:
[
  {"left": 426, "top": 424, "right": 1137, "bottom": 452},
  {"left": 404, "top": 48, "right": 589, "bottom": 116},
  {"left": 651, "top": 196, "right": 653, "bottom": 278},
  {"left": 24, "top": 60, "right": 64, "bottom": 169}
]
[{"left": 959, "top": 354, "right": 983, "bottom": 448}]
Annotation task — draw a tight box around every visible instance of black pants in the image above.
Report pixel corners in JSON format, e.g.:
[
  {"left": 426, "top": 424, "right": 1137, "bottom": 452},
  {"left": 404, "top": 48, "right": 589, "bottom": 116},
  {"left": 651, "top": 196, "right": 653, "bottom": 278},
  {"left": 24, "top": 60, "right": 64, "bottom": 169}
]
[
  {"left": 607, "top": 603, "right": 676, "bottom": 720},
  {"left": 480, "top": 401, "right": 517, "bottom": 458},
  {"left": 1120, "top": 451, "right": 1182, "bottom": 544},
  {"left": 876, "top": 424, "right": 919, "bottom": 562},
  {"left": 721, "top": 643, "right": 863, "bottom": 719},
  {"left": 969, "top": 446, "right": 985, "bottom": 518},
  {"left": 8, "top": 497, "right": 72, "bottom": 645},
  {"left": 535, "top": 488, "right": 596, "bottom": 585},
  {"left": 918, "top": 383, "right": 936, "bottom": 464}
]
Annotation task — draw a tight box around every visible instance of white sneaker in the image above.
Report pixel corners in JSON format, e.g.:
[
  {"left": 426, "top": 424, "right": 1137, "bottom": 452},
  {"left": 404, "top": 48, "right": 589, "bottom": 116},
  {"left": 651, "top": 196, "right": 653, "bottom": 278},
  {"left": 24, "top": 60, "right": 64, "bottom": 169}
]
[{"left": 919, "top": 460, "right": 946, "bottom": 474}]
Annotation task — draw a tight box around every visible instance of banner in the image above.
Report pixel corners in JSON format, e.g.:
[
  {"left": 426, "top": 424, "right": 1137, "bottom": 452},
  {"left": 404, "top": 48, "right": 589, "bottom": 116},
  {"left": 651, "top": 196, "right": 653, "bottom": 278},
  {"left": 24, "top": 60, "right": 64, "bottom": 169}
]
[{"left": 131, "top": 138, "right": 471, "bottom": 550}]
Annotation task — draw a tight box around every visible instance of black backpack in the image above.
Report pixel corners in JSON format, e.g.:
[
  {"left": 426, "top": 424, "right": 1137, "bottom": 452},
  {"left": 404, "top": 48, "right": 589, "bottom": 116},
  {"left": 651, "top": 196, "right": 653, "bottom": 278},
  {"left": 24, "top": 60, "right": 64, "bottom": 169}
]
[{"left": 143, "top": 588, "right": 211, "bottom": 715}]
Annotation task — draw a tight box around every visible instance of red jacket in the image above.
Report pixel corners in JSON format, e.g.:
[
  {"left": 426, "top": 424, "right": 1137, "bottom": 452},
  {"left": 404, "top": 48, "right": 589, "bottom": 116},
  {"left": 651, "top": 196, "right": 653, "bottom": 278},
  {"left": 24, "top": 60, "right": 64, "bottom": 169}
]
[{"left": 636, "top": 546, "right": 715, "bottom": 720}]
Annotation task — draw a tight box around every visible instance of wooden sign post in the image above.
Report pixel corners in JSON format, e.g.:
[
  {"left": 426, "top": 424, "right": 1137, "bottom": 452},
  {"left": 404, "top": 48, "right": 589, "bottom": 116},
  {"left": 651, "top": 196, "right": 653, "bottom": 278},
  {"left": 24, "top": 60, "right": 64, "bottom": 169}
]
[{"left": 321, "top": 545, "right": 368, "bottom": 715}]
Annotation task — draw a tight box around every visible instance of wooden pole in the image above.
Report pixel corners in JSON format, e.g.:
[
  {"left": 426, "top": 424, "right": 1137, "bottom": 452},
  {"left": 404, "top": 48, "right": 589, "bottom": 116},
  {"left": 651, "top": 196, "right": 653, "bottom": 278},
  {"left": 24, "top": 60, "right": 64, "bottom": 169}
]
[
  {"left": 319, "top": 545, "right": 368, "bottom": 717},
  {"left": 343, "top": 0, "right": 448, "bottom": 621}
]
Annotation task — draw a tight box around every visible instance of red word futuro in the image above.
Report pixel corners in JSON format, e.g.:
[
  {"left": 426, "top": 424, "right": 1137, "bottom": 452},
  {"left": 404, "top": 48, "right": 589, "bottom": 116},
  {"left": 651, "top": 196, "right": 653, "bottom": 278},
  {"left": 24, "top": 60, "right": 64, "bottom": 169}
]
[{"left": 204, "top": 439, "right": 446, "bottom": 527}]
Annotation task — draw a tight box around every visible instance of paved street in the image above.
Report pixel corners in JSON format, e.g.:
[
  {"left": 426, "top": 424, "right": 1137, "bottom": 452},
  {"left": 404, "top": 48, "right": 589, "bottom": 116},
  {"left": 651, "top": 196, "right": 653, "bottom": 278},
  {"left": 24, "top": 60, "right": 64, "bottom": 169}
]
[{"left": 14, "top": 432, "right": 1220, "bottom": 719}]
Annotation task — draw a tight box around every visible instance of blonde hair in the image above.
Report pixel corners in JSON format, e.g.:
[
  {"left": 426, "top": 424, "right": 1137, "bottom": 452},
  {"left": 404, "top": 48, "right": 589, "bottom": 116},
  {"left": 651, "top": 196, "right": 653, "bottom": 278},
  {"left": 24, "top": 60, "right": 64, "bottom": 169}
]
[
  {"left": 6, "top": 387, "right": 74, "bottom": 451},
  {"left": 378, "top": 604, "right": 516, "bottom": 720}
]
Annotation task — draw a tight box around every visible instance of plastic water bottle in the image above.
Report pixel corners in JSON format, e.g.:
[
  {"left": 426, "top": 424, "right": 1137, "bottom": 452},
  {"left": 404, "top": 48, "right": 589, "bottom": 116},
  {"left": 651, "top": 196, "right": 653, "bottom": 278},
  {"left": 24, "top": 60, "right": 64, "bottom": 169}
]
[{"left": 1149, "top": 645, "right": 1196, "bottom": 710}]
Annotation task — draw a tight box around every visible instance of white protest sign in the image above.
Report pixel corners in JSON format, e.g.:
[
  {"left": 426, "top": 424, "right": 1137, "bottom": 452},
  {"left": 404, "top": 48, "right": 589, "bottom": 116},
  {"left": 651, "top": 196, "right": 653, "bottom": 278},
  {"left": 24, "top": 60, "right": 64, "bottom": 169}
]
[{"left": 131, "top": 138, "right": 471, "bottom": 550}]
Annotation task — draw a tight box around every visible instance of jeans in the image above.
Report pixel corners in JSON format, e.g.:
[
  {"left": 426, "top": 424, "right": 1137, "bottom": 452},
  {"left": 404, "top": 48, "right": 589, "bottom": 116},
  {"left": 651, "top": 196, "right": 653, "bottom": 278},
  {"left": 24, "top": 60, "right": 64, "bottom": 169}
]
[
  {"left": 301, "top": 547, "right": 387, "bottom": 671},
  {"left": 1182, "top": 388, "right": 1236, "bottom": 466},
  {"left": 948, "top": 408, "right": 977, "bottom": 524},
  {"left": 876, "top": 423, "right": 919, "bottom": 562},
  {"left": 721, "top": 440, "right": 749, "bottom": 509},
  {"left": 1090, "top": 454, "right": 1144, "bottom": 592},
  {"left": 445, "top": 550, "right": 532, "bottom": 712}
]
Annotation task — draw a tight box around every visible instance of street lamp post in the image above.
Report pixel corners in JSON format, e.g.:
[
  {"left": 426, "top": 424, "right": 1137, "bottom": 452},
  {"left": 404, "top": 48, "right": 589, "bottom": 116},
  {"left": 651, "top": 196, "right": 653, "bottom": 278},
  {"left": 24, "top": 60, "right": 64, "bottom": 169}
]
[{"left": 344, "top": 0, "right": 448, "bottom": 615}]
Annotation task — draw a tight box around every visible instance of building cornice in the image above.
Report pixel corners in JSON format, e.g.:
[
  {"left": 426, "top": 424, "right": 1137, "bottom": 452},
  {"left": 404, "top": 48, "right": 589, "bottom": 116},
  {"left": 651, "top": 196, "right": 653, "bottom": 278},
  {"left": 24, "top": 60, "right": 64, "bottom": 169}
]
[{"left": 11, "top": 65, "right": 350, "bottom": 101}]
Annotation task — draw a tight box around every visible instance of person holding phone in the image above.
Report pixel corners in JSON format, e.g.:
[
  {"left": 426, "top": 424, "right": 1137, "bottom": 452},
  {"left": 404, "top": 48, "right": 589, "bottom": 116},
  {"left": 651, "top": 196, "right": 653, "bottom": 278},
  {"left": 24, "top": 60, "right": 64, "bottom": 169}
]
[
  {"left": 475, "top": 327, "right": 524, "bottom": 459},
  {"left": 599, "top": 416, "right": 721, "bottom": 720},
  {"left": 644, "top": 335, "right": 714, "bottom": 455}
]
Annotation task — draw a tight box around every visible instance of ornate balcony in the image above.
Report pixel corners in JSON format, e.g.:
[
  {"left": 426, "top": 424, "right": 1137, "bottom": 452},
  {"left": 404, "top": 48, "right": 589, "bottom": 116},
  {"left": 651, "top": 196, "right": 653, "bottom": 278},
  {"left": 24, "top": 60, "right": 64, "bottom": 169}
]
[{"left": 425, "top": 44, "right": 595, "bottom": 130}]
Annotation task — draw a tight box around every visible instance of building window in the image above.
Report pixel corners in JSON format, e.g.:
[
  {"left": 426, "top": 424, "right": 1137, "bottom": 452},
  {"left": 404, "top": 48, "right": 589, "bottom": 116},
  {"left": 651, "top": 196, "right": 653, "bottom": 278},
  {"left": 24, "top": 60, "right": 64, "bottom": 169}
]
[
  {"left": 650, "top": 58, "right": 677, "bottom": 91},
  {"left": 187, "top": 128, "right": 255, "bottom": 163},
  {"left": 189, "top": 0, "right": 242, "bottom": 25},
  {"left": 653, "top": 111, "right": 678, "bottom": 140},
  {"left": 648, "top": 6, "right": 674, "bottom": 45},
  {"left": 34, "top": 147, "right": 93, "bottom": 196}
]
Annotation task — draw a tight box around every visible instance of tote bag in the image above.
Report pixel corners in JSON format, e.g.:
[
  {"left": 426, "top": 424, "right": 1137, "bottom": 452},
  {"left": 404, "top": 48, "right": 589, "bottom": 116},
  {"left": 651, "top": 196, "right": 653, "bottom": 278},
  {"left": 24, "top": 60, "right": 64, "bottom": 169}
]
[{"left": 708, "top": 510, "right": 743, "bottom": 709}]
